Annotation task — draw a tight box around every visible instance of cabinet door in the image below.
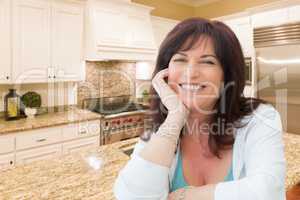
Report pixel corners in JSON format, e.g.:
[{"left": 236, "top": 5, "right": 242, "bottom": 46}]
[
  {"left": 16, "top": 144, "right": 62, "bottom": 165},
  {"left": 0, "top": 153, "right": 15, "bottom": 170},
  {"left": 129, "top": 14, "right": 156, "bottom": 49},
  {"left": 0, "top": 0, "right": 11, "bottom": 84},
  {"left": 251, "top": 8, "right": 289, "bottom": 28},
  {"left": 12, "top": 0, "right": 51, "bottom": 84},
  {"left": 151, "top": 17, "right": 177, "bottom": 48},
  {"left": 52, "top": 1, "right": 84, "bottom": 82},
  {"left": 62, "top": 136, "right": 99, "bottom": 154},
  {"left": 93, "top": 6, "right": 128, "bottom": 47},
  {"left": 288, "top": 5, "right": 300, "bottom": 22}
]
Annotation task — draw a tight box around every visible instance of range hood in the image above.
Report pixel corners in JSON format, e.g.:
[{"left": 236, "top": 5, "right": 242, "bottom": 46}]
[{"left": 85, "top": 0, "right": 158, "bottom": 61}]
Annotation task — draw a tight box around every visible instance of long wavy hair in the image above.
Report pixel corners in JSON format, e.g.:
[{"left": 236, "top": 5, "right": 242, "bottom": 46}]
[{"left": 141, "top": 17, "right": 269, "bottom": 158}]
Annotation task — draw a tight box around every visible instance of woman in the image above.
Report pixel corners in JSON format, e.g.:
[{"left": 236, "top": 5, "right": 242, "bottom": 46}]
[{"left": 114, "top": 17, "right": 286, "bottom": 200}]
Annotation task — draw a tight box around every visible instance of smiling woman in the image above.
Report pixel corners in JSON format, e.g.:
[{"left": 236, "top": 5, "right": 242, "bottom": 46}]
[{"left": 113, "top": 17, "right": 286, "bottom": 200}]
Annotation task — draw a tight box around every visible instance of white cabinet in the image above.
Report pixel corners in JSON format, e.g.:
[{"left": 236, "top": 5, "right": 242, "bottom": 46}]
[
  {"left": 85, "top": 0, "right": 157, "bottom": 61},
  {"left": 0, "top": 135, "right": 15, "bottom": 154},
  {"left": 16, "top": 126, "right": 62, "bottom": 150},
  {"left": 0, "top": 153, "right": 15, "bottom": 169},
  {"left": 0, "top": 0, "right": 11, "bottom": 84},
  {"left": 16, "top": 144, "right": 62, "bottom": 164},
  {"left": 62, "top": 136, "right": 99, "bottom": 154},
  {"left": 62, "top": 120, "right": 100, "bottom": 141},
  {"left": 92, "top": 5, "right": 129, "bottom": 47},
  {"left": 52, "top": 0, "right": 84, "bottom": 81},
  {"left": 151, "top": 16, "right": 178, "bottom": 49},
  {"left": 128, "top": 12, "right": 156, "bottom": 49},
  {"left": 11, "top": 0, "right": 84, "bottom": 84},
  {"left": 251, "top": 8, "right": 289, "bottom": 28},
  {"left": 0, "top": 119, "right": 100, "bottom": 165},
  {"left": 223, "top": 16, "right": 253, "bottom": 57},
  {"left": 12, "top": 0, "right": 51, "bottom": 84},
  {"left": 288, "top": 5, "right": 300, "bottom": 22}
]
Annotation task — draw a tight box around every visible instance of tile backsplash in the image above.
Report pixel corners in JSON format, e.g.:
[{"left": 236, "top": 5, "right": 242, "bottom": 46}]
[{"left": 78, "top": 61, "right": 136, "bottom": 106}]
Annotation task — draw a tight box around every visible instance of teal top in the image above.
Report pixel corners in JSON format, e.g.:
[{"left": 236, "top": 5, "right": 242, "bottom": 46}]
[{"left": 170, "top": 150, "right": 234, "bottom": 192}]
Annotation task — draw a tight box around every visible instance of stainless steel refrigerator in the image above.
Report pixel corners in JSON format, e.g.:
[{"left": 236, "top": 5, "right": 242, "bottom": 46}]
[{"left": 254, "top": 22, "right": 300, "bottom": 135}]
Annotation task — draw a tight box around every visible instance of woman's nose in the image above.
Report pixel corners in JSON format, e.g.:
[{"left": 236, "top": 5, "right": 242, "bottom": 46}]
[{"left": 183, "top": 62, "right": 201, "bottom": 77}]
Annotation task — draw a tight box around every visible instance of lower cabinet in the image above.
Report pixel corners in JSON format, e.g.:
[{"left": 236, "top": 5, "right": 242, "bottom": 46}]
[
  {"left": 15, "top": 144, "right": 62, "bottom": 165},
  {"left": 62, "top": 136, "right": 100, "bottom": 154},
  {"left": 0, "top": 153, "right": 15, "bottom": 169},
  {"left": 0, "top": 120, "right": 101, "bottom": 167}
]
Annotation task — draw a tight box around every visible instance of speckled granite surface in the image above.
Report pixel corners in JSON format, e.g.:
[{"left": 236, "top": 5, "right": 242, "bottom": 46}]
[
  {"left": 0, "top": 138, "right": 138, "bottom": 200},
  {"left": 0, "top": 133, "right": 298, "bottom": 199},
  {"left": 0, "top": 108, "right": 102, "bottom": 135},
  {"left": 284, "top": 133, "right": 300, "bottom": 189}
]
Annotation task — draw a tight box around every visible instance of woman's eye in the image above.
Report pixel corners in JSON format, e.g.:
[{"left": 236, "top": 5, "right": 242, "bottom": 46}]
[
  {"left": 173, "top": 59, "right": 186, "bottom": 62},
  {"left": 201, "top": 61, "right": 215, "bottom": 65}
]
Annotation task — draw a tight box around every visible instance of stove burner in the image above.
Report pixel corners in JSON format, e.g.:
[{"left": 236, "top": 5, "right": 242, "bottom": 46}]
[{"left": 83, "top": 96, "right": 149, "bottom": 115}]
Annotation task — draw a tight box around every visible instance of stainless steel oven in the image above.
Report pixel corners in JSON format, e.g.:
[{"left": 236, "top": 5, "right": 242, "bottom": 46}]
[{"left": 82, "top": 95, "right": 149, "bottom": 145}]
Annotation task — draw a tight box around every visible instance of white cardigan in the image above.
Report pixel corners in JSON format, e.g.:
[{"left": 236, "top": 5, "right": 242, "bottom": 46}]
[{"left": 113, "top": 103, "right": 286, "bottom": 200}]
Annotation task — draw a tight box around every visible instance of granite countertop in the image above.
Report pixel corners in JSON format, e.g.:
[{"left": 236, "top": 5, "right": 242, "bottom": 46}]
[
  {"left": 0, "top": 138, "right": 138, "bottom": 200},
  {"left": 0, "top": 134, "right": 298, "bottom": 199},
  {"left": 283, "top": 133, "right": 300, "bottom": 189},
  {"left": 0, "top": 108, "right": 102, "bottom": 135}
]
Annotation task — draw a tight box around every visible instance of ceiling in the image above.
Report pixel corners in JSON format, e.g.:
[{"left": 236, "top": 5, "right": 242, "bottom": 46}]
[{"left": 171, "top": 0, "right": 220, "bottom": 7}]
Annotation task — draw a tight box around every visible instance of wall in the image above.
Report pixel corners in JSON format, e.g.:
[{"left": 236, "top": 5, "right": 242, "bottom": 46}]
[
  {"left": 0, "top": 83, "right": 77, "bottom": 112},
  {"left": 132, "top": 0, "right": 195, "bottom": 20}
]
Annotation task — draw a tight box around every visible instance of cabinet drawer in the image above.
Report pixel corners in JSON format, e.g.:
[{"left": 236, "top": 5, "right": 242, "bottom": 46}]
[
  {"left": 16, "top": 127, "right": 62, "bottom": 150},
  {"left": 62, "top": 136, "right": 99, "bottom": 154},
  {"left": 15, "top": 144, "right": 62, "bottom": 165},
  {"left": 62, "top": 120, "right": 100, "bottom": 141},
  {"left": 0, "top": 153, "right": 15, "bottom": 170},
  {"left": 0, "top": 136, "right": 15, "bottom": 154}
]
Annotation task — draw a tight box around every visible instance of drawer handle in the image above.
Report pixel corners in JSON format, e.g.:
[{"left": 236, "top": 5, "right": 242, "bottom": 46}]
[
  {"left": 36, "top": 138, "right": 47, "bottom": 142},
  {"left": 79, "top": 130, "right": 87, "bottom": 135}
]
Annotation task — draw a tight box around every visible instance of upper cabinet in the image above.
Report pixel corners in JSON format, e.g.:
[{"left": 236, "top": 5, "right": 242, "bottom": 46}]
[
  {"left": 12, "top": 0, "right": 51, "bottom": 83},
  {"left": 0, "top": 0, "right": 12, "bottom": 84},
  {"left": 51, "top": 0, "right": 84, "bottom": 81},
  {"left": 288, "top": 5, "right": 300, "bottom": 22},
  {"left": 222, "top": 16, "right": 254, "bottom": 57},
  {"left": 85, "top": 0, "right": 157, "bottom": 61},
  {"left": 251, "top": 8, "right": 289, "bottom": 28},
  {"left": 1, "top": 0, "right": 84, "bottom": 85},
  {"left": 151, "top": 16, "right": 178, "bottom": 49}
]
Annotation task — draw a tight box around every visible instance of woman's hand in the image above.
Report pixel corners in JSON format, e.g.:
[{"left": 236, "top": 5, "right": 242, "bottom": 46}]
[{"left": 152, "top": 68, "right": 190, "bottom": 139}]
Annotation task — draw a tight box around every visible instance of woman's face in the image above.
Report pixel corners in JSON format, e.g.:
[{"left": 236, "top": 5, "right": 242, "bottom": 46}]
[{"left": 167, "top": 36, "right": 224, "bottom": 114}]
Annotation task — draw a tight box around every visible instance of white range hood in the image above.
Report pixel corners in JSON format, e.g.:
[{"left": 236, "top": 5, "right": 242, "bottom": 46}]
[{"left": 85, "top": 0, "right": 158, "bottom": 61}]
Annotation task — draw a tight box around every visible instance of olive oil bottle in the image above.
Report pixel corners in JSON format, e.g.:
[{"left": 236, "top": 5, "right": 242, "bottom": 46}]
[{"left": 4, "top": 89, "right": 21, "bottom": 120}]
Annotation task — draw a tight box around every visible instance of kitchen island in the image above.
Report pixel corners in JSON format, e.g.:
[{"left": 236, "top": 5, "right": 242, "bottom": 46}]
[{"left": 0, "top": 133, "right": 299, "bottom": 199}]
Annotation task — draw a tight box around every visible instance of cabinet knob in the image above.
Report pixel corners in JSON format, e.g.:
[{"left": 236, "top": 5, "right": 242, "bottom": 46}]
[
  {"left": 48, "top": 75, "right": 51, "bottom": 78},
  {"left": 6, "top": 76, "right": 9, "bottom": 80},
  {"left": 53, "top": 75, "right": 56, "bottom": 79},
  {"left": 10, "top": 161, "right": 13, "bottom": 165}
]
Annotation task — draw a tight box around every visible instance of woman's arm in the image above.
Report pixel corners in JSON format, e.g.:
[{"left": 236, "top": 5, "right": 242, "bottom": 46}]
[
  {"left": 168, "top": 105, "right": 286, "bottom": 200},
  {"left": 113, "top": 68, "right": 189, "bottom": 200}
]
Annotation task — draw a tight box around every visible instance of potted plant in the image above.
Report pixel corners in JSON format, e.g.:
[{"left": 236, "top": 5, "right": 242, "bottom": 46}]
[
  {"left": 142, "top": 89, "right": 149, "bottom": 104},
  {"left": 21, "top": 91, "right": 41, "bottom": 119}
]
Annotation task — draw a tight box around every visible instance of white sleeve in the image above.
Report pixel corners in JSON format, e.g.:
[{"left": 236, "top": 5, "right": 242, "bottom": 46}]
[
  {"left": 113, "top": 138, "right": 170, "bottom": 200},
  {"left": 214, "top": 105, "right": 286, "bottom": 200}
]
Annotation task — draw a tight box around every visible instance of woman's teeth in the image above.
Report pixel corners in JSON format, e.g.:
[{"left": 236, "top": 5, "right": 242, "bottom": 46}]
[{"left": 179, "top": 83, "right": 206, "bottom": 92}]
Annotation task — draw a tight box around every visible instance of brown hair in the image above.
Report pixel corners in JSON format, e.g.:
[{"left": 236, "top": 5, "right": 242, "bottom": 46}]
[
  {"left": 287, "top": 182, "right": 300, "bottom": 200},
  {"left": 141, "top": 17, "right": 269, "bottom": 158}
]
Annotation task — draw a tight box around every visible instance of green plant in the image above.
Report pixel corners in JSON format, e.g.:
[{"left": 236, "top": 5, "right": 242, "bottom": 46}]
[
  {"left": 142, "top": 89, "right": 149, "bottom": 97},
  {"left": 21, "top": 92, "right": 41, "bottom": 108}
]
